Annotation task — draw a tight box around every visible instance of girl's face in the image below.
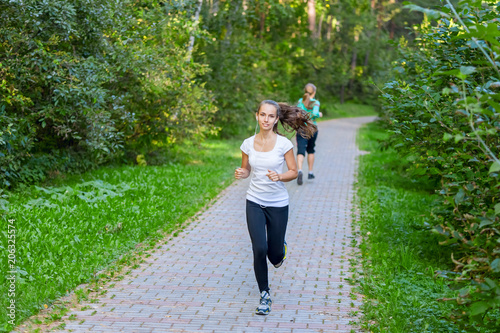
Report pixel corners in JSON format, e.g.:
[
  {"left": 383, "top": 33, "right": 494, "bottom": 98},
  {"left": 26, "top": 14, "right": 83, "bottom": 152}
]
[{"left": 256, "top": 104, "right": 278, "bottom": 131}]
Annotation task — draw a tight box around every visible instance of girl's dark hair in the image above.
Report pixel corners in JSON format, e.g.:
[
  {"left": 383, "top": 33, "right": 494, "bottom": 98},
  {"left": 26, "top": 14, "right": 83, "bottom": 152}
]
[
  {"left": 302, "top": 83, "right": 317, "bottom": 110},
  {"left": 258, "top": 100, "right": 317, "bottom": 139}
]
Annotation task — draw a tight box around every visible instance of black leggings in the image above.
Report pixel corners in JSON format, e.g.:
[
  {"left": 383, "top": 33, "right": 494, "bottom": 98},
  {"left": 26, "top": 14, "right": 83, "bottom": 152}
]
[{"left": 246, "top": 200, "right": 288, "bottom": 293}]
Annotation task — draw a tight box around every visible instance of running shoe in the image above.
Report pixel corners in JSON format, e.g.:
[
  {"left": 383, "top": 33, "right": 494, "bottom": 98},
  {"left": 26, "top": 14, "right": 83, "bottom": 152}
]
[
  {"left": 255, "top": 290, "right": 272, "bottom": 315},
  {"left": 274, "top": 241, "right": 287, "bottom": 268},
  {"left": 297, "top": 170, "right": 303, "bottom": 185},
  {"left": 308, "top": 173, "right": 315, "bottom": 180}
]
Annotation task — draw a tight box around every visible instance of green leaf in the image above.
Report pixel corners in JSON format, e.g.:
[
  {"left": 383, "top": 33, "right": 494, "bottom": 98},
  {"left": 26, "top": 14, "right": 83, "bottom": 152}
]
[
  {"left": 443, "top": 133, "right": 453, "bottom": 141},
  {"left": 454, "top": 134, "right": 464, "bottom": 143},
  {"left": 460, "top": 66, "right": 476, "bottom": 76},
  {"left": 490, "top": 259, "right": 500, "bottom": 273},
  {"left": 479, "top": 217, "right": 493, "bottom": 228},
  {"left": 470, "top": 301, "right": 489, "bottom": 316},
  {"left": 403, "top": 4, "right": 450, "bottom": 19},
  {"left": 454, "top": 188, "right": 465, "bottom": 204},
  {"left": 489, "top": 162, "right": 500, "bottom": 173},
  {"left": 495, "top": 203, "right": 500, "bottom": 216}
]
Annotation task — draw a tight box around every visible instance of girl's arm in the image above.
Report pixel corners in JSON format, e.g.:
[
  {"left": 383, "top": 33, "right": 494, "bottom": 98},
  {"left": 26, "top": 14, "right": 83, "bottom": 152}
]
[
  {"left": 311, "top": 102, "right": 322, "bottom": 119},
  {"left": 235, "top": 152, "right": 251, "bottom": 179},
  {"left": 266, "top": 149, "right": 298, "bottom": 182}
]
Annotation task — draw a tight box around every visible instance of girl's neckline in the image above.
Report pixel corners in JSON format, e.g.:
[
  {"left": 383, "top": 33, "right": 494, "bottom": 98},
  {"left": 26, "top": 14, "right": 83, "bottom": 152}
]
[{"left": 253, "top": 134, "right": 278, "bottom": 153}]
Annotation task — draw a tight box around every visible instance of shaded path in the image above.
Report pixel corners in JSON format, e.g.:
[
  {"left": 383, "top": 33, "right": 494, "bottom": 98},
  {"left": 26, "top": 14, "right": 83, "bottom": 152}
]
[{"left": 59, "top": 116, "right": 376, "bottom": 332}]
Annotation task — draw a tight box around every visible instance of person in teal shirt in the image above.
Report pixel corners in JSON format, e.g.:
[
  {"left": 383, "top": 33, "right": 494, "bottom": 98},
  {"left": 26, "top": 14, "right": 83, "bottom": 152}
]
[{"left": 296, "top": 83, "right": 322, "bottom": 185}]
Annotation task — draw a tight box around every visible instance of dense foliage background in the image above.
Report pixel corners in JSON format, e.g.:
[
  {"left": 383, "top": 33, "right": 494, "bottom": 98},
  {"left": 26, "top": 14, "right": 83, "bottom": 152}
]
[{"left": 0, "top": 0, "right": 216, "bottom": 188}]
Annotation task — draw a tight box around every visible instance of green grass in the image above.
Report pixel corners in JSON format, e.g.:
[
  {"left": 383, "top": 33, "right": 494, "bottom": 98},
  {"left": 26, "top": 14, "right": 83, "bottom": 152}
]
[
  {"left": 321, "top": 101, "right": 378, "bottom": 120},
  {"left": 0, "top": 139, "right": 241, "bottom": 331},
  {"left": 356, "top": 121, "right": 496, "bottom": 333}
]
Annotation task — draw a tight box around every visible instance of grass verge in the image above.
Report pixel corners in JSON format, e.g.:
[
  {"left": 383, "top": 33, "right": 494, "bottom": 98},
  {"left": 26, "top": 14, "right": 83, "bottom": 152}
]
[
  {"left": 0, "top": 139, "right": 241, "bottom": 332},
  {"left": 321, "top": 101, "right": 378, "bottom": 120},
  {"left": 356, "top": 121, "right": 497, "bottom": 333}
]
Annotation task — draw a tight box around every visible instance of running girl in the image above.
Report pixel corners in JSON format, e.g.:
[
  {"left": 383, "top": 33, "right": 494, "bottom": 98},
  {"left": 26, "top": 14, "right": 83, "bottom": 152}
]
[{"left": 234, "top": 100, "right": 317, "bottom": 315}]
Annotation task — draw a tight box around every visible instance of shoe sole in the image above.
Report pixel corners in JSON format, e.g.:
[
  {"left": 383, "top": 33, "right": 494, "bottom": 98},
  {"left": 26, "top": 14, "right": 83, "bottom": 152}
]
[
  {"left": 256, "top": 300, "right": 272, "bottom": 315},
  {"left": 255, "top": 309, "right": 270, "bottom": 315}
]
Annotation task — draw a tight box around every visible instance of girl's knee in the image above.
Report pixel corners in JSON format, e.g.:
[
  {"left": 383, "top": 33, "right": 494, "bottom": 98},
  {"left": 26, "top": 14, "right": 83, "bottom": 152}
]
[{"left": 253, "top": 244, "right": 267, "bottom": 259}]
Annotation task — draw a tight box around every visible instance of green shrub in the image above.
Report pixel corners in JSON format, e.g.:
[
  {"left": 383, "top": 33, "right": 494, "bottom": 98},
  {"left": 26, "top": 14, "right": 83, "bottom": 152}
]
[
  {"left": 0, "top": 0, "right": 218, "bottom": 189},
  {"left": 379, "top": 0, "right": 500, "bottom": 325}
]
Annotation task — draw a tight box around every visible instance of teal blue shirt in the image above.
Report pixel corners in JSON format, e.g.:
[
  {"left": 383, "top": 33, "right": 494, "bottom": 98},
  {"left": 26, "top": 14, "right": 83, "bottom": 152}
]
[{"left": 297, "top": 98, "right": 320, "bottom": 124}]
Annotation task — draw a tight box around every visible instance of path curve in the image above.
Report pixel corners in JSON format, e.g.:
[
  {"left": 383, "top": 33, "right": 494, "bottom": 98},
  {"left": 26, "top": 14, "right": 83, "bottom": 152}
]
[{"left": 58, "top": 116, "right": 376, "bottom": 332}]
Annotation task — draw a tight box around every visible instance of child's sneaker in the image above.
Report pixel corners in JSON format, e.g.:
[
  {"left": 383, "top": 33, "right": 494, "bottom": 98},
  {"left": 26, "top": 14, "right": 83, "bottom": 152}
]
[{"left": 255, "top": 290, "right": 272, "bottom": 315}]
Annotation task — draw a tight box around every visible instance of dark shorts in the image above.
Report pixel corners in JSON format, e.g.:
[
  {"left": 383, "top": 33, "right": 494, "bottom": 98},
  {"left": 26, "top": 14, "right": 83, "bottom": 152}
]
[{"left": 296, "top": 130, "right": 318, "bottom": 155}]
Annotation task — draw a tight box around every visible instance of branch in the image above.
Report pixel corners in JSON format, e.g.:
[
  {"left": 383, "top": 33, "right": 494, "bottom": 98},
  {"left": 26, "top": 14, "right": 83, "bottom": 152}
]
[
  {"left": 445, "top": 0, "right": 500, "bottom": 76},
  {"left": 186, "top": 0, "right": 203, "bottom": 62},
  {"left": 461, "top": 82, "right": 500, "bottom": 166}
]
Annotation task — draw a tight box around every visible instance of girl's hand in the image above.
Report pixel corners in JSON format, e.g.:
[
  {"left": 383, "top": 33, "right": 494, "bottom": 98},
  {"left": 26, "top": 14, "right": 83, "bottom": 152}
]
[
  {"left": 319, "top": 111, "right": 323, "bottom": 118},
  {"left": 235, "top": 167, "right": 245, "bottom": 179},
  {"left": 266, "top": 169, "right": 281, "bottom": 182}
]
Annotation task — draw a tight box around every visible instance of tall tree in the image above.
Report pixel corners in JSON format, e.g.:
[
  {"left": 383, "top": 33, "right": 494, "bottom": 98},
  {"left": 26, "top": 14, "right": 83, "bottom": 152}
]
[{"left": 308, "top": 0, "right": 316, "bottom": 35}]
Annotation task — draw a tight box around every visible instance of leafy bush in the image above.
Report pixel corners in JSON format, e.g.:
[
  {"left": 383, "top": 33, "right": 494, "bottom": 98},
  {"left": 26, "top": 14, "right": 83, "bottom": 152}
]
[
  {"left": 379, "top": 0, "right": 499, "bottom": 326},
  {"left": 0, "top": 0, "right": 217, "bottom": 188}
]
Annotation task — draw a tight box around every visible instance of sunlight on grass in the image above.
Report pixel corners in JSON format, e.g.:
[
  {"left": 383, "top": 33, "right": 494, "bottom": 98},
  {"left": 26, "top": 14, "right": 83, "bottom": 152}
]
[{"left": 322, "top": 102, "right": 377, "bottom": 120}]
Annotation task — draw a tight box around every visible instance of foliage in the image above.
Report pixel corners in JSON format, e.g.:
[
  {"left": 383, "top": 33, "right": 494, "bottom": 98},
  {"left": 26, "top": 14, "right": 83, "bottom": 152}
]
[
  {"left": 357, "top": 121, "right": 499, "bottom": 332},
  {"left": 0, "top": 0, "right": 217, "bottom": 188},
  {"left": 0, "top": 138, "right": 240, "bottom": 331},
  {"left": 379, "top": 0, "right": 500, "bottom": 326},
  {"left": 195, "top": 0, "right": 410, "bottom": 136}
]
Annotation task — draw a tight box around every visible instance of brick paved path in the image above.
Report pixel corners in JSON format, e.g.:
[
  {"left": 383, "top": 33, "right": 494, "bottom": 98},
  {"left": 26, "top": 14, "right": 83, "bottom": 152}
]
[{"left": 59, "top": 116, "right": 376, "bottom": 332}]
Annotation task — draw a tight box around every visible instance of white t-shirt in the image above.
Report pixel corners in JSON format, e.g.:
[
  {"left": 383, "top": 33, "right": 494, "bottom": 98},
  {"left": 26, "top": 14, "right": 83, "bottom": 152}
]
[{"left": 240, "top": 134, "right": 294, "bottom": 207}]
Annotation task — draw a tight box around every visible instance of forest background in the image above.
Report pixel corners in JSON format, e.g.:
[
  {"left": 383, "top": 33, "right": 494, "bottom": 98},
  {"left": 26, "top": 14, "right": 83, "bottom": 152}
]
[{"left": 1, "top": 0, "right": 499, "bottom": 332}]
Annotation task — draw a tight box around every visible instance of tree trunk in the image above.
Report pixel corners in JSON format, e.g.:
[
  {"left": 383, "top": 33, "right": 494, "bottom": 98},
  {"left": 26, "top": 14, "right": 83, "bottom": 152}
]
[
  {"left": 260, "top": 13, "right": 266, "bottom": 38},
  {"left": 389, "top": 0, "right": 396, "bottom": 39},
  {"left": 186, "top": 0, "right": 203, "bottom": 61},
  {"left": 257, "top": 1, "right": 267, "bottom": 38},
  {"left": 209, "top": 0, "right": 219, "bottom": 14},
  {"left": 307, "top": 0, "right": 316, "bottom": 36},
  {"left": 376, "top": 0, "right": 382, "bottom": 38},
  {"left": 326, "top": 15, "right": 332, "bottom": 40},
  {"left": 390, "top": 20, "right": 395, "bottom": 39},
  {"left": 363, "top": 49, "right": 370, "bottom": 76},
  {"left": 225, "top": 1, "right": 240, "bottom": 41},
  {"left": 317, "top": 12, "right": 324, "bottom": 39},
  {"left": 349, "top": 48, "right": 357, "bottom": 92},
  {"left": 340, "top": 84, "right": 345, "bottom": 104},
  {"left": 348, "top": 31, "right": 359, "bottom": 94}
]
